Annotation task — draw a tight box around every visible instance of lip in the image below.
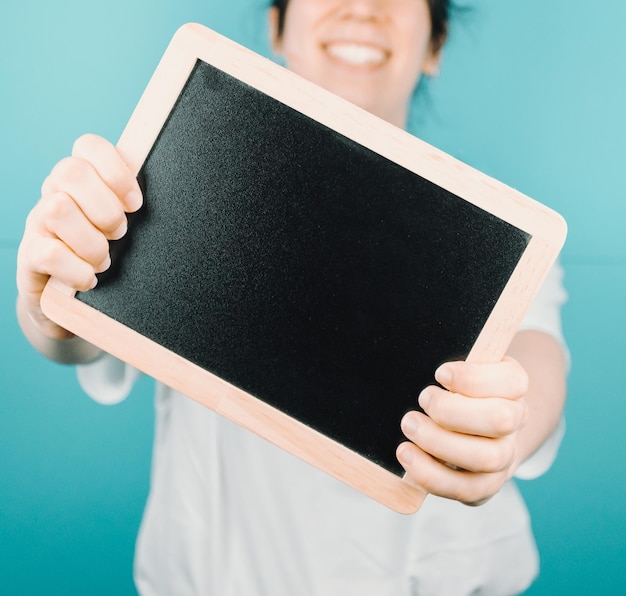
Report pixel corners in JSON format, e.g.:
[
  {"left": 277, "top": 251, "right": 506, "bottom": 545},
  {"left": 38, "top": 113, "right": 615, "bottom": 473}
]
[{"left": 321, "top": 40, "right": 391, "bottom": 70}]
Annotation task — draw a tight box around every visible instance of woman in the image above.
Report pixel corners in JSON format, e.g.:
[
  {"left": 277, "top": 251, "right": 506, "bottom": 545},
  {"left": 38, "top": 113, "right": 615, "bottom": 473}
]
[{"left": 16, "top": 0, "right": 567, "bottom": 593}]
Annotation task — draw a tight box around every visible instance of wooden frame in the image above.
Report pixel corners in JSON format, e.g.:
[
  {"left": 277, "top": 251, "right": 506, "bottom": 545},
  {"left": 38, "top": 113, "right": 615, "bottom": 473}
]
[{"left": 41, "top": 23, "right": 566, "bottom": 514}]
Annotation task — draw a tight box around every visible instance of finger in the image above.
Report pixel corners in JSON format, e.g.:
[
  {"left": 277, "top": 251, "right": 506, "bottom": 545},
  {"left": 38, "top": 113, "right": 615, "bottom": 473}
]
[
  {"left": 42, "top": 156, "right": 129, "bottom": 240},
  {"left": 71, "top": 134, "right": 143, "bottom": 213},
  {"left": 435, "top": 357, "right": 528, "bottom": 399},
  {"left": 36, "top": 191, "right": 111, "bottom": 271},
  {"left": 18, "top": 235, "right": 98, "bottom": 296},
  {"left": 396, "top": 441, "right": 504, "bottom": 506},
  {"left": 400, "top": 411, "right": 516, "bottom": 473},
  {"left": 419, "top": 385, "right": 529, "bottom": 437}
]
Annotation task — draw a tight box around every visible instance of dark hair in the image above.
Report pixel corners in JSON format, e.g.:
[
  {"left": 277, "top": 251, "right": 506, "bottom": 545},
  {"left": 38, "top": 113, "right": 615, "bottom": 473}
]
[{"left": 271, "top": 0, "right": 450, "bottom": 53}]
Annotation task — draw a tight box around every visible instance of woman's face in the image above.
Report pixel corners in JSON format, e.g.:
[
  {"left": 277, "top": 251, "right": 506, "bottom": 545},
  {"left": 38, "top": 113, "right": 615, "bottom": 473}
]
[{"left": 270, "top": 0, "right": 441, "bottom": 128}]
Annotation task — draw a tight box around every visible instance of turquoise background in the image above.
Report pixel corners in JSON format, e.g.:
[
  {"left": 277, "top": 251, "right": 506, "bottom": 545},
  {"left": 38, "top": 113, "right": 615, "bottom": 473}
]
[{"left": 2, "top": 0, "right": 625, "bottom": 593}]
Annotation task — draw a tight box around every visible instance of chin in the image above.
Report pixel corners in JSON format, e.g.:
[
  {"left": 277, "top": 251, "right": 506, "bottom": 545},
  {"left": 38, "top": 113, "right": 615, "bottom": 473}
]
[
  {"left": 326, "top": 85, "right": 382, "bottom": 115},
  {"left": 342, "top": 95, "right": 393, "bottom": 123},
  {"left": 299, "top": 69, "right": 399, "bottom": 124}
]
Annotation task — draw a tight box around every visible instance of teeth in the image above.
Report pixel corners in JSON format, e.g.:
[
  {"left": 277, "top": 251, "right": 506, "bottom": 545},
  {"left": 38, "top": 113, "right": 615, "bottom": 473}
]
[{"left": 326, "top": 43, "right": 386, "bottom": 66}]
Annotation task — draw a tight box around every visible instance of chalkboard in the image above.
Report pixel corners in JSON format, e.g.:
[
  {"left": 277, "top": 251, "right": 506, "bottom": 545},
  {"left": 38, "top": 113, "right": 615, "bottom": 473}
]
[{"left": 41, "top": 24, "right": 567, "bottom": 514}]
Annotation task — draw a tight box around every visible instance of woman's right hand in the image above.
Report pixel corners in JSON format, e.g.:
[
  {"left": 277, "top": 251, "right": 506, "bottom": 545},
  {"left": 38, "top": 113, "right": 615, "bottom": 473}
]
[{"left": 17, "top": 134, "right": 143, "bottom": 340}]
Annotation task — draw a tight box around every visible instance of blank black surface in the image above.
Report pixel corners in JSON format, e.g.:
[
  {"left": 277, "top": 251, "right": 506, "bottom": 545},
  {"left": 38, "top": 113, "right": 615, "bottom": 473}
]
[{"left": 79, "top": 60, "right": 531, "bottom": 476}]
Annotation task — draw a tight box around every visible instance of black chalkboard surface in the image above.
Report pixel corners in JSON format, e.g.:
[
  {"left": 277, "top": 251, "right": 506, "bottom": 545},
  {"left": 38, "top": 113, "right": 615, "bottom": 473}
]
[{"left": 41, "top": 24, "right": 567, "bottom": 513}]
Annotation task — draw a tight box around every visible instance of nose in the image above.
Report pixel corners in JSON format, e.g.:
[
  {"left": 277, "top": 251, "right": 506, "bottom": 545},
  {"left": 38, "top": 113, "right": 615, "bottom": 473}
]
[{"left": 335, "top": 0, "right": 385, "bottom": 22}]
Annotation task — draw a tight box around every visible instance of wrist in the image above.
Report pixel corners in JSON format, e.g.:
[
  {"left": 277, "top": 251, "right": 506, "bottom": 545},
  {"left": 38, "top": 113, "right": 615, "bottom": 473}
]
[
  {"left": 17, "top": 296, "right": 101, "bottom": 364},
  {"left": 28, "top": 308, "right": 75, "bottom": 340}
]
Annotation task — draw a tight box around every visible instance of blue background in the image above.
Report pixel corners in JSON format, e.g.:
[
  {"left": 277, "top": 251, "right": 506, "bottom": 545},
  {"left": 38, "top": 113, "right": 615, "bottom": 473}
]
[{"left": 2, "top": 0, "right": 625, "bottom": 593}]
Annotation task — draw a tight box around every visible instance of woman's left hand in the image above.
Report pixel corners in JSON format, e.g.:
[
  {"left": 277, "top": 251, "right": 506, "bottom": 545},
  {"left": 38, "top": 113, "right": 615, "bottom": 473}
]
[{"left": 397, "top": 357, "right": 530, "bottom": 506}]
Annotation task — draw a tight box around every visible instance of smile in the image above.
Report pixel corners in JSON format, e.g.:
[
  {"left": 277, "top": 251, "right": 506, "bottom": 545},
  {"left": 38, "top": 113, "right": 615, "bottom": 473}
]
[{"left": 323, "top": 42, "right": 389, "bottom": 67}]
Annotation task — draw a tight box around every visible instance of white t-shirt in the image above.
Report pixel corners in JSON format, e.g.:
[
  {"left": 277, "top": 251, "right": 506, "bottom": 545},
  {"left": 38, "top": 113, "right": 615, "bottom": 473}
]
[{"left": 77, "top": 263, "right": 567, "bottom": 596}]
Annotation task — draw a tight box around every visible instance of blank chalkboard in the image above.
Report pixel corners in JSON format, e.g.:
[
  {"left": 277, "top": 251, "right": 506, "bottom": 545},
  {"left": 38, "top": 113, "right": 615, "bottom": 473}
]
[{"left": 42, "top": 24, "right": 566, "bottom": 514}]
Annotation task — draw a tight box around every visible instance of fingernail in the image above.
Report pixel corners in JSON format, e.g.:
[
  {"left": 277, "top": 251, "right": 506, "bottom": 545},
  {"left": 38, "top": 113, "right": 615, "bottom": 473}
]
[
  {"left": 398, "top": 444, "right": 414, "bottom": 465},
  {"left": 96, "top": 255, "right": 111, "bottom": 273},
  {"left": 401, "top": 414, "right": 418, "bottom": 437},
  {"left": 89, "top": 276, "right": 98, "bottom": 290},
  {"left": 126, "top": 190, "right": 143, "bottom": 212},
  {"left": 418, "top": 388, "right": 431, "bottom": 410},
  {"left": 110, "top": 220, "right": 127, "bottom": 240},
  {"left": 435, "top": 365, "right": 452, "bottom": 386}
]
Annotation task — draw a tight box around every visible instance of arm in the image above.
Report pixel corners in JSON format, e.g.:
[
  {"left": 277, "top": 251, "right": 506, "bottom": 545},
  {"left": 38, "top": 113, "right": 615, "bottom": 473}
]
[
  {"left": 506, "top": 329, "right": 567, "bottom": 472},
  {"left": 16, "top": 134, "right": 143, "bottom": 364},
  {"left": 397, "top": 328, "right": 567, "bottom": 506}
]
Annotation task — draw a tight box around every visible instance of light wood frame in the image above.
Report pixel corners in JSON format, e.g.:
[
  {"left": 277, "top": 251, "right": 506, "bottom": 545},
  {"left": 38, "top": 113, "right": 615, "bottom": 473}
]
[{"left": 41, "top": 23, "right": 567, "bottom": 514}]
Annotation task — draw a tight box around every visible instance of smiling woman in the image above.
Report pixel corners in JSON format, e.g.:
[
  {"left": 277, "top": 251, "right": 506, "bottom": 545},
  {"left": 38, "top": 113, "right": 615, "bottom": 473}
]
[
  {"left": 15, "top": 0, "right": 568, "bottom": 594},
  {"left": 269, "top": 0, "right": 446, "bottom": 127}
]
